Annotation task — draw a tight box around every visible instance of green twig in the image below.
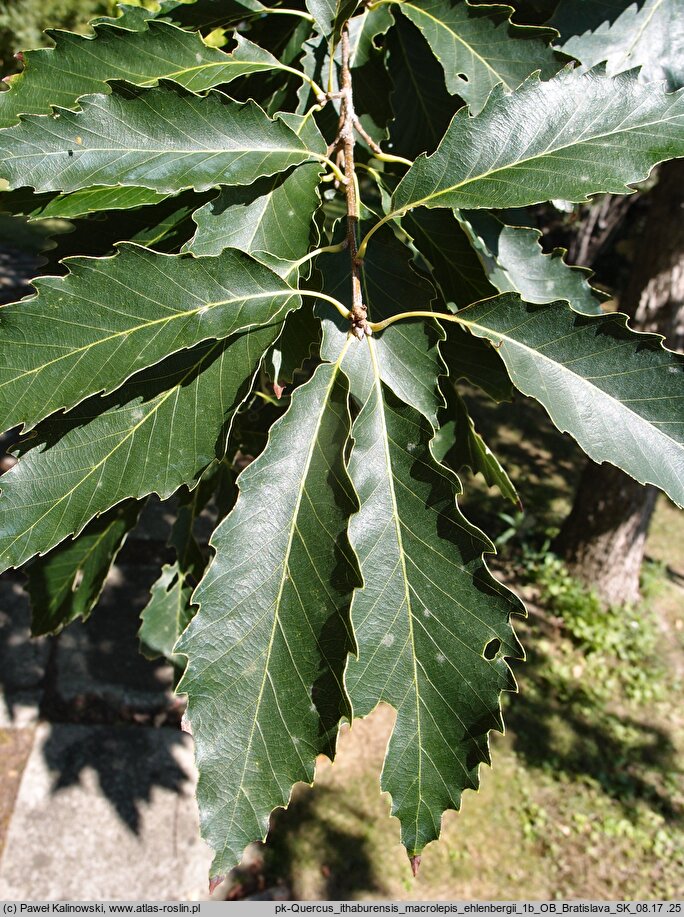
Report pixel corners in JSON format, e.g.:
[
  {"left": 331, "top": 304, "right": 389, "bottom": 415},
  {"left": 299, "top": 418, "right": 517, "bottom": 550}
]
[{"left": 368, "top": 309, "right": 463, "bottom": 333}]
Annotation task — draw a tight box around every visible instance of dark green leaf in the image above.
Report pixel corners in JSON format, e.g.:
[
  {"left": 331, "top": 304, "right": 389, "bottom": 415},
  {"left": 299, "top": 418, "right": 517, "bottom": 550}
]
[
  {"left": 0, "top": 245, "right": 300, "bottom": 433},
  {"left": 449, "top": 294, "right": 684, "bottom": 506},
  {"left": 95, "top": 2, "right": 173, "bottom": 30},
  {"left": 31, "top": 193, "right": 213, "bottom": 276},
  {"left": 305, "top": 0, "right": 360, "bottom": 40},
  {"left": 297, "top": 31, "right": 340, "bottom": 115},
  {"left": 176, "top": 361, "right": 359, "bottom": 875},
  {"left": 0, "top": 325, "right": 280, "bottom": 573},
  {"left": 349, "top": 5, "right": 394, "bottom": 67},
  {"left": 552, "top": 0, "right": 684, "bottom": 91},
  {"left": 186, "top": 113, "right": 325, "bottom": 265},
  {"left": 1, "top": 186, "right": 168, "bottom": 220},
  {"left": 140, "top": 563, "right": 198, "bottom": 666},
  {"left": 399, "top": 0, "right": 564, "bottom": 115},
  {"left": 319, "top": 225, "right": 444, "bottom": 426},
  {"left": 345, "top": 338, "right": 523, "bottom": 858},
  {"left": 26, "top": 499, "right": 143, "bottom": 636},
  {"left": 0, "top": 23, "right": 305, "bottom": 129},
  {"left": 460, "top": 210, "right": 605, "bottom": 314},
  {"left": 0, "top": 85, "right": 314, "bottom": 195},
  {"left": 296, "top": 29, "right": 389, "bottom": 142},
  {"left": 187, "top": 170, "right": 321, "bottom": 261},
  {"left": 391, "top": 69, "right": 684, "bottom": 216}
]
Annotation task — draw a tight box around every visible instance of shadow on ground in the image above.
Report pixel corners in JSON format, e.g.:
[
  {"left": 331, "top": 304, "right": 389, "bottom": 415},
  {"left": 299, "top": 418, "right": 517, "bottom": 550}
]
[
  {"left": 266, "top": 789, "right": 379, "bottom": 899},
  {"left": 39, "top": 559, "right": 176, "bottom": 722},
  {"left": 0, "top": 511, "right": 186, "bottom": 835},
  {"left": 36, "top": 556, "right": 185, "bottom": 833},
  {"left": 41, "top": 724, "right": 189, "bottom": 834},
  {"left": 507, "top": 634, "right": 682, "bottom": 825},
  {"left": 0, "top": 573, "right": 49, "bottom": 724}
]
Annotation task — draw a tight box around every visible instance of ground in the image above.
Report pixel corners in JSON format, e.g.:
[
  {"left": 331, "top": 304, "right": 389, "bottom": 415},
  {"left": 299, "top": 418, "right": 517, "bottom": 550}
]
[{"left": 0, "top": 728, "right": 33, "bottom": 856}]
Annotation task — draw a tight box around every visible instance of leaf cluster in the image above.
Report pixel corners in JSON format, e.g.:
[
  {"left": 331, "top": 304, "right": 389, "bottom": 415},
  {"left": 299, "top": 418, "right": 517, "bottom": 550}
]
[{"left": 0, "top": 0, "right": 682, "bottom": 878}]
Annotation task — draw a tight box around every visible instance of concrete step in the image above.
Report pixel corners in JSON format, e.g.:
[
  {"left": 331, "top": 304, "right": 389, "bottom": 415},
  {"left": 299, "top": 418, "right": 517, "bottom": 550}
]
[{"left": 0, "top": 723, "right": 213, "bottom": 900}]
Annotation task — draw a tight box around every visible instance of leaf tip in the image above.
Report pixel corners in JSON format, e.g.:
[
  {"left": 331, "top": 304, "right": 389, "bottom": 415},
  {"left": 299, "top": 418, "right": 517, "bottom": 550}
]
[
  {"left": 409, "top": 854, "right": 421, "bottom": 878},
  {"left": 209, "top": 875, "right": 225, "bottom": 895},
  {"left": 180, "top": 712, "right": 193, "bottom": 737}
]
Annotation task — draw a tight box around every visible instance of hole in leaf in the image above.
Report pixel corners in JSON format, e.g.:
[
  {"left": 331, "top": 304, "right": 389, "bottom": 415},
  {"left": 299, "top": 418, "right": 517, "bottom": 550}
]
[
  {"left": 457, "top": 73, "right": 469, "bottom": 83},
  {"left": 484, "top": 638, "right": 501, "bottom": 660}
]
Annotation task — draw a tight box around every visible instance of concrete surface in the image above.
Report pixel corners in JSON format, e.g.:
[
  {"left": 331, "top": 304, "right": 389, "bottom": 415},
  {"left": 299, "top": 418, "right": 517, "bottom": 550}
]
[
  {"left": 0, "top": 723, "right": 213, "bottom": 900},
  {"left": 0, "top": 728, "right": 35, "bottom": 860}
]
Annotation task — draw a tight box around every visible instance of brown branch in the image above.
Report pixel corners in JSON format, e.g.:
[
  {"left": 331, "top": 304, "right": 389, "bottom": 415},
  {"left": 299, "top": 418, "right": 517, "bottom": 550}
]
[
  {"left": 352, "top": 114, "right": 383, "bottom": 156},
  {"left": 339, "top": 24, "right": 370, "bottom": 339},
  {"left": 571, "top": 193, "right": 636, "bottom": 267}
]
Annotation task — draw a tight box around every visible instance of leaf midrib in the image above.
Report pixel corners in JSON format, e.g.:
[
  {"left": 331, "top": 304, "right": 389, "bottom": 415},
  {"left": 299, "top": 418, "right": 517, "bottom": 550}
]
[
  {"left": 51, "top": 57, "right": 278, "bottom": 87},
  {"left": 216, "top": 360, "right": 346, "bottom": 860},
  {"left": 6, "top": 145, "right": 309, "bottom": 159},
  {"left": 367, "top": 338, "right": 425, "bottom": 849},
  {"left": 4, "top": 33, "right": 284, "bottom": 100},
  {"left": 616, "top": 0, "right": 664, "bottom": 69}
]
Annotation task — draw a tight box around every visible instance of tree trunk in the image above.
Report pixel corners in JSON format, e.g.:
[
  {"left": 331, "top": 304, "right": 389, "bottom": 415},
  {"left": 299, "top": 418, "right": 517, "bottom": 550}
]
[
  {"left": 555, "top": 160, "right": 684, "bottom": 606},
  {"left": 554, "top": 464, "right": 658, "bottom": 605}
]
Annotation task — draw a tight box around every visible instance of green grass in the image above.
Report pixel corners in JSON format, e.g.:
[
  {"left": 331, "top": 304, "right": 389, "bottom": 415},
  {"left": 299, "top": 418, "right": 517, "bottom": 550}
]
[{"left": 0, "top": 0, "right": 111, "bottom": 74}]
